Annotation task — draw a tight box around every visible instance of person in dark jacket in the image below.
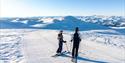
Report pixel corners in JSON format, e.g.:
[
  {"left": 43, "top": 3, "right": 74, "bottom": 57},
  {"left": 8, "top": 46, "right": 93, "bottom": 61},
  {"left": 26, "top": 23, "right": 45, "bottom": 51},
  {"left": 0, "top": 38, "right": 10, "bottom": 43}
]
[
  {"left": 71, "top": 27, "right": 81, "bottom": 62},
  {"left": 56, "top": 30, "right": 66, "bottom": 55}
]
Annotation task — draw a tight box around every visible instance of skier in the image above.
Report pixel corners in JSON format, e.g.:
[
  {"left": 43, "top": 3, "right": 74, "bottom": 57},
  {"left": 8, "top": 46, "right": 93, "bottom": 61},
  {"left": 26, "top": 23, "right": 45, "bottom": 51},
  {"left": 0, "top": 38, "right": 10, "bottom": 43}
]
[
  {"left": 71, "top": 27, "right": 81, "bottom": 62},
  {"left": 56, "top": 30, "right": 66, "bottom": 55}
]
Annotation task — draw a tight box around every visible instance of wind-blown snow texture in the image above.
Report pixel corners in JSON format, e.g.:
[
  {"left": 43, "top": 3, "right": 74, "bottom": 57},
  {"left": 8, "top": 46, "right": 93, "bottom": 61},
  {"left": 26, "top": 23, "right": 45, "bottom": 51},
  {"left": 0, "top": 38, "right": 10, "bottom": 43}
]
[
  {"left": 0, "top": 29, "right": 37, "bottom": 63},
  {"left": 0, "top": 16, "right": 125, "bottom": 63}
]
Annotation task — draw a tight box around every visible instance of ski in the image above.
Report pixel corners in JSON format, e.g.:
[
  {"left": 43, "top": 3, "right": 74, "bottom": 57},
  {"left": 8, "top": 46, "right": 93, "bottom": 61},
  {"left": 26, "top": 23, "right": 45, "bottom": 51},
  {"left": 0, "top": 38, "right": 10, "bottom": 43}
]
[
  {"left": 51, "top": 51, "right": 67, "bottom": 57},
  {"left": 51, "top": 54, "right": 62, "bottom": 57}
]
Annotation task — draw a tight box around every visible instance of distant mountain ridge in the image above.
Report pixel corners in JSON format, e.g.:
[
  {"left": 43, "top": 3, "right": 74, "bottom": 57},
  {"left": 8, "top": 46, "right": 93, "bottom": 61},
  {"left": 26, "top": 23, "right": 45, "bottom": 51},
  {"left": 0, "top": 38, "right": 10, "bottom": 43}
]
[
  {"left": 0, "top": 16, "right": 124, "bottom": 30},
  {"left": 42, "top": 16, "right": 109, "bottom": 31}
]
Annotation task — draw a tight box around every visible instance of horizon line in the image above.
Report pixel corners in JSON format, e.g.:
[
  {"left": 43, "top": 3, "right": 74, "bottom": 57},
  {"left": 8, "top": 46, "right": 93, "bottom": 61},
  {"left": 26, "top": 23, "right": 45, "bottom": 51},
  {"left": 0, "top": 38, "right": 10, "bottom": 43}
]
[{"left": 0, "top": 15, "right": 125, "bottom": 18}]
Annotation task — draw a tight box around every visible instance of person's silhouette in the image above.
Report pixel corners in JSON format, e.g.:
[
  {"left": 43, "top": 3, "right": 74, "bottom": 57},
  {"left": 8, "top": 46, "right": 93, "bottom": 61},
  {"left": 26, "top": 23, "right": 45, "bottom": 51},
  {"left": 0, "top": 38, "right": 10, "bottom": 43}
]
[
  {"left": 71, "top": 27, "right": 81, "bottom": 62},
  {"left": 56, "top": 30, "right": 66, "bottom": 55}
]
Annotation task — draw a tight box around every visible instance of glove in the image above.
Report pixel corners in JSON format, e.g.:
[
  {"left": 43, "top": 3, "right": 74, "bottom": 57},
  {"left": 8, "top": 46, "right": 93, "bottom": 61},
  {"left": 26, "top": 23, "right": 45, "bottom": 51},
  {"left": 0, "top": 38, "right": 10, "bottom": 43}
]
[
  {"left": 63, "top": 41, "right": 66, "bottom": 43},
  {"left": 70, "top": 40, "right": 73, "bottom": 42}
]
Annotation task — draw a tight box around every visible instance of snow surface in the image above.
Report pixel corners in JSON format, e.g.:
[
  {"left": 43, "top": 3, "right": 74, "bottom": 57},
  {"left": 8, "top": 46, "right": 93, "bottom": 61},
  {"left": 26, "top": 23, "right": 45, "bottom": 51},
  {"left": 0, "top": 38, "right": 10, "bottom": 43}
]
[
  {"left": 0, "top": 29, "right": 37, "bottom": 63},
  {"left": 0, "top": 29, "right": 125, "bottom": 63}
]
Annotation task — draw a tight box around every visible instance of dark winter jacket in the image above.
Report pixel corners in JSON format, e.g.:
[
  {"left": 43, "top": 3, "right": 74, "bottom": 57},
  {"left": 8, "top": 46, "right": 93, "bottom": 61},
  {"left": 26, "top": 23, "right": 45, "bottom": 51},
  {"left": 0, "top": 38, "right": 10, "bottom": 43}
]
[{"left": 73, "top": 32, "right": 81, "bottom": 43}]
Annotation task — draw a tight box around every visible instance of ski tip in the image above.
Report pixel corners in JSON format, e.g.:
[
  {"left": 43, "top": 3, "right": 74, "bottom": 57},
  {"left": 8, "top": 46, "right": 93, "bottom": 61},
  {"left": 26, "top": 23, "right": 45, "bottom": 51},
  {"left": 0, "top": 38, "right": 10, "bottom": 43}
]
[{"left": 51, "top": 53, "right": 62, "bottom": 57}]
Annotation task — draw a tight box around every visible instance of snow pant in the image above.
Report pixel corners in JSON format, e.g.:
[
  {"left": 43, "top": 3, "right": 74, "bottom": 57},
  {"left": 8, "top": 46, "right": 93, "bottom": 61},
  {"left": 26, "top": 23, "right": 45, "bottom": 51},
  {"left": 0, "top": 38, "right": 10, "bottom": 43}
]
[
  {"left": 72, "top": 42, "right": 80, "bottom": 58},
  {"left": 56, "top": 41, "right": 63, "bottom": 53}
]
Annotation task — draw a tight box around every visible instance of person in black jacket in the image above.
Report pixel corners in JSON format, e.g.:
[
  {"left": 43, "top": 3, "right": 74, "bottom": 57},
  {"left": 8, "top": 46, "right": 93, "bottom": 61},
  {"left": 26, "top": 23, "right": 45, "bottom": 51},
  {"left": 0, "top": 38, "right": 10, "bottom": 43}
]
[
  {"left": 71, "top": 27, "right": 81, "bottom": 62},
  {"left": 56, "top": 30, "right": 66, "bottom": 55}
]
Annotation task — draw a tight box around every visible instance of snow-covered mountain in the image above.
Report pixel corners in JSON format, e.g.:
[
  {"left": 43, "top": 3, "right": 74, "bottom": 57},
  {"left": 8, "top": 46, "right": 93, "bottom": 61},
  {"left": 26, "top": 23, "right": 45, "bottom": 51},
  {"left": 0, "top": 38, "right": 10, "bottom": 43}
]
[
  {"left": 78, "top": 15, "right": 125, "bottom": 27},
  {"left": 0, "top": 17, "right": 44, "bottom": 28},
  {"left": 42, "top": 16, "right": 110, "bottom": 31},
  {"left": 0, "top": 16, "right": 125, "bottom": 29}
]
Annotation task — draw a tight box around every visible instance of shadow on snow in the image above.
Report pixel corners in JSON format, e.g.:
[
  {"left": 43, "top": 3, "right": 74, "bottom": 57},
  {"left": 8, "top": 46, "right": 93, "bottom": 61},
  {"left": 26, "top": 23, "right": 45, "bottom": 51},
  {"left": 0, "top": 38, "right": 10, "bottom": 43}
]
[{"left": 58, "top": 53, "right": 108, "bottom": 63}]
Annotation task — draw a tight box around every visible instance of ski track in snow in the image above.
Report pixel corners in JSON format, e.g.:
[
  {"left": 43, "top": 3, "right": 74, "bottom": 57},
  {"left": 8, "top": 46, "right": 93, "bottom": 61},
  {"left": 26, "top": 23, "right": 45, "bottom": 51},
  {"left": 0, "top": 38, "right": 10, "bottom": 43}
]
[{"left": 0, "top": 29, "right": 125, "bottom": 63}]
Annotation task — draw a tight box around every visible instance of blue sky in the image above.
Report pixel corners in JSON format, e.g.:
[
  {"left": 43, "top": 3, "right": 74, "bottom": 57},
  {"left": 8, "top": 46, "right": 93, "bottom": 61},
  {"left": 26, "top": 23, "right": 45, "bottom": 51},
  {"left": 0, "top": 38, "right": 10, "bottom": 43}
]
[{"left": 0, "top": 0, "right": 125, "bottom": 17}]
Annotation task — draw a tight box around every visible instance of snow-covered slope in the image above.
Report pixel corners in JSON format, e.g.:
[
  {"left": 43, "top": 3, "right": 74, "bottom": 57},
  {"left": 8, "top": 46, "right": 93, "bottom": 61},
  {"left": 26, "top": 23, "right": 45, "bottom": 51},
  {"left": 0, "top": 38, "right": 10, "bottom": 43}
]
[
  {"left": 0, "top": 29, "right": 125, "bottom": 63},
  {"left": 0, "top": 29, "right": 37, "bottom": 63}
]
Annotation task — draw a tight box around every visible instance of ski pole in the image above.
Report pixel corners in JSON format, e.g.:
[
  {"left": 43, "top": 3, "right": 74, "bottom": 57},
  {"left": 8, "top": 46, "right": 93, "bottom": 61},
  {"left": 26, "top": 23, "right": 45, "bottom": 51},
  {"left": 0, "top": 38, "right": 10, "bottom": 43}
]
[
  {"left": 65, "top": 42, "right": 70, "bottom": 53},
  {"left": 69, "top": 40, "right": 73, "bottom": 53}
]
